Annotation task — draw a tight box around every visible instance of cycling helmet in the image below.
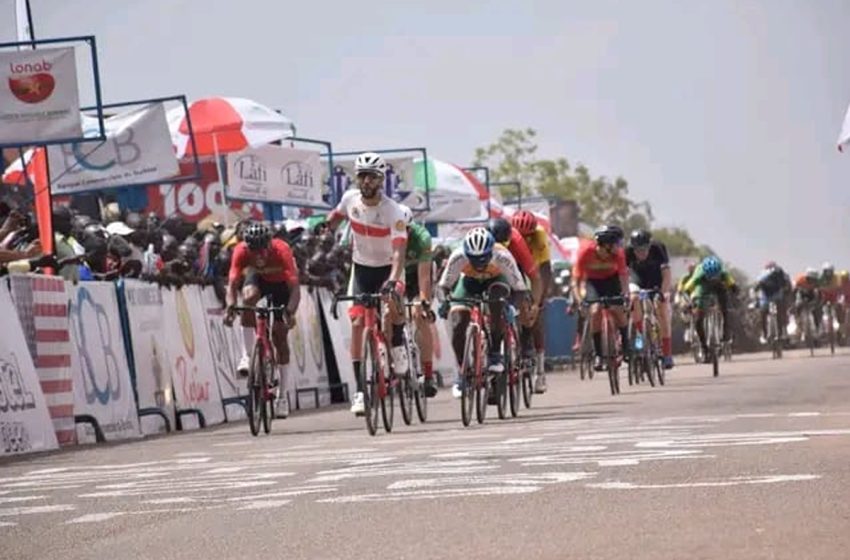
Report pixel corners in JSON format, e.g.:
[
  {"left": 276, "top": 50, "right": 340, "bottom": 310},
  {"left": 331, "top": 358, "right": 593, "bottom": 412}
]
[
  {"left": 701, "top": 256, "right": 722, "bottom": 278},
  {"left": 354, "top": 152, "right": 387, "bottom": 176},
  {"left": 629, "top": 229, "right": 651, "bottom": 248},
  {"left": 822, "top": 262, "right": 835, "bottom": 278},
  {"left": 764, "top": 260, "right": 777, "bottom": 270},
  {"left": 511, "top": 210, "right": 537, "bottom": 236},
  {"left": 488, "top": 217, "right": 512, "bottom": 244},
  {"left": 593, "top": 225, "right": 620, "bottom": 246},
  {"left": 243, "top": 222, "right": 272, "bottom": 251},
  {"left": 805, "top": 267, "right": 819, "bottom": 281},
  {"left": 463, "top": 227, "right": 495, "bottom": 269}
]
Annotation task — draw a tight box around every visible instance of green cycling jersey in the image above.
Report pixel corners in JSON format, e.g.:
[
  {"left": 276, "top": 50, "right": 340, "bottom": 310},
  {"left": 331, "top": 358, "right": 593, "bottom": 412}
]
[{"left": 405, "top": 222, "right": 432, "bottom": 269}]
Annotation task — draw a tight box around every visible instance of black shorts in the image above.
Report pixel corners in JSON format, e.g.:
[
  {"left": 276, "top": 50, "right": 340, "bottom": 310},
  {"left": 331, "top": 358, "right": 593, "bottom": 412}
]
[
  {"left": 404, "top": 265, "right": 432, "bottom": 300},
  {"left": 349, "top": 263, "right": 392, "bottom": 297},
  {"left": 629, "top": 269, "right": 662, "bottom": 290},
  {"left": 244, "top": 272, "right": 290, "bottom": 320},
  {"left": 585, "top": 275, "right": 623, "bottom": 302}
]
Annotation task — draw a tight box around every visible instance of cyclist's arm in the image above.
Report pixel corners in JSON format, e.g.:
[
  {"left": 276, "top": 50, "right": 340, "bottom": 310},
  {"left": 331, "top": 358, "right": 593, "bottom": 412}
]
[
  {"left": 538, "top": 260, "right": 553, "bottom": 301},
  {"left": 616, "top": 249, "right": 629, "bottom": 296},
  {"left": 280, "top": 242, "right": 301, "bottom": 315},
  {"left": 417, "top": 260, "right": 432, "bottom": 301},
  {"left": 326, "top": 190, "right": 353, "bottom": 230},
  {"left": 226, "top": 245, "right": 247, "bottom": 308}
]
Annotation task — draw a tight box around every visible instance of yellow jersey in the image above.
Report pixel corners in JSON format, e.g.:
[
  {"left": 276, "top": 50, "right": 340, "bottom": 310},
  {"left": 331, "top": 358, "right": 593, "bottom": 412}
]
[{"left": 524, "top": 226, "right": 551, "bottom": 266}]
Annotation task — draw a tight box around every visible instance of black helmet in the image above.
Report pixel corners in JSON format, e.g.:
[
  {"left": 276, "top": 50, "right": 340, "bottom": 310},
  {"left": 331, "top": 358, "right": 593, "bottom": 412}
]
[
  {"left": 629, "top": 229, "right": 651, "bottom": 248},
  {"left": 488, "top": 218, "right": 512, "bottom": 244},
  {"left": 243, "top": 222, "right": 272, "bottom": 251},
  {"left": 593, "top": 225, "right": 621, "bottom": 246}
]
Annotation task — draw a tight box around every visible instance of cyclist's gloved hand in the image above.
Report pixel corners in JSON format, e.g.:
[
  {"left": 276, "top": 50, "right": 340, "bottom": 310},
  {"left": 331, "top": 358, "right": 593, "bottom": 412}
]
[
  {"left": 381, "top": 279, "right": 404, "bottom": 297},
  {"left": 438, "top": 300, "right": 451, "bottom": 320},
  {"left": 223, "top": 305, "right": 236, "bottom": 327}
]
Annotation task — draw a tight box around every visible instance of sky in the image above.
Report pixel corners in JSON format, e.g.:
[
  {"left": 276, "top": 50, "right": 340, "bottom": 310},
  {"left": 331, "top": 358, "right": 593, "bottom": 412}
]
[{"left": 2, "top": 0, "right": 849, "bottom": 276}]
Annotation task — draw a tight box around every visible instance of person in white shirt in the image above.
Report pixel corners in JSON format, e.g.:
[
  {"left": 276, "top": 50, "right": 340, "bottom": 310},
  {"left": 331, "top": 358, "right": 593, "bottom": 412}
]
[{"left": 328, "top": 152, "right": 408, "bottom": 415}]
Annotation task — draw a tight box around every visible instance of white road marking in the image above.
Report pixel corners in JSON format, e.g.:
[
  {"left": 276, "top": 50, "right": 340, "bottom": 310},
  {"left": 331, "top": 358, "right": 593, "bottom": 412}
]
[
  {"left": 318, "top": 486, "right": 539, "bottom": 503},
  {"left": 0, "top": 495, "right": 45, "bottom": 504},
  {"left": 388, "top": 471, "right": 596, "bottom": 489},
  {"left": 788, "top": 412, "right": 821, "bottom": 417},
  {"left": 0, "top": 504, "right": 75, "bottom": 516},
  {"left": 0, "top": 521, "right": 17, "bottom": 527},
  {"left": 66, "top": 512, "right": 126, "bottom": 524},
  {"left": 237, "top": 499, "right": 291, "bottom": 510},
  {"left": 588, "top": 474, "right": 820, "bottom": 490},
  {"left": 143, "top": 497, "right": 198, "bottom": 504}
]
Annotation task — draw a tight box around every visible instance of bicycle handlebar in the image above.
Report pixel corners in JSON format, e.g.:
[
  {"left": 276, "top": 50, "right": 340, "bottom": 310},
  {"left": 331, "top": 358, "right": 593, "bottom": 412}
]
[
  {"left": 332, "top": 293, "right": 384, "bottom": 320},
  {"left": 582, "top": 295, "right": 627, "bottom": 307}
]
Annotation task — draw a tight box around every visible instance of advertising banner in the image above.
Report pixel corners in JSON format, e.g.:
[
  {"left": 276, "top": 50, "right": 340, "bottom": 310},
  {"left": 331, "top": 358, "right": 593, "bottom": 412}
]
[
  {"left": 317, "top": 288, "right": 355, "bottom": 399},
  {"left": 9, "top": 274, "right": 75, "bottom": 446},
  {"left": 0, "top": 281, "right": 58, "bottom": 456},
  {"left": 200, "top": 287, "right": 249, "bottom": 421},
  {"left": 123, "top": 280, "right": 175, "bottom": 434},
  {"left": 226, "top": 145, "right": 328, "bottom": 207},
  {"left": 68, "top": 282, "right": 141, "bottom": 442},
  {"left": 0, "top": 47, "right": 82, "bottom": 144},
  {"left": 161, "top": 286, "right": 224, "bottom": 428},
  {"left": 47, "top": 103, "right": 179, "bottom": 194},
  {"left": 289, "top": 287, "right": 331, "bottom": 407}
]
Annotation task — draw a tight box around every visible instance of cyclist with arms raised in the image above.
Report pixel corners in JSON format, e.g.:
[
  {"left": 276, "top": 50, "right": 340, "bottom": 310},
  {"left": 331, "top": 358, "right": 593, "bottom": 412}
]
[
  {"left": 571, "top": 225, "right": 630, "bottom": 372},
  {"left": 400, "top": 205, "right": 438, "bottom": 397},
  {"left": 682, "top": 256, "right": 738, "bottom": 362},
  {"left": 225, "top": 222, "right": 301, "bottom": 418},
  {"left": 511, "top": 210, "right": 553, "bottom": 393},
  {"left": 626, "top": 230, "right": 674, "bottom": 369},
  {"left": 437, "top": 228, "right": 529, "bottom": 399},
  {"left": 327, "top": 152, "right": 408, "bottom": 416}
]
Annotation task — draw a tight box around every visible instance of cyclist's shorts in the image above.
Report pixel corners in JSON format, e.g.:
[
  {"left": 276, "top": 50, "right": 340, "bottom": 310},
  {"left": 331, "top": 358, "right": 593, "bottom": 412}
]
[
  {"left": 691, "top": 285, "right": 726, "bottom": 309},
  {"left": 586, "top": 275, "right": 622, "bottom": 302},
  {"left": 451, "top": 274, "right": 509, "bottom": 308},
  {"left": 347, "top": 263, "right": 392, "bottom": 319},
  {"left": 244, "top": 271, "right": 290, "bottom": 321},
  {"left": 758, "top": 289, "right": 785, "bottom": 309},
  {"left": 404, "top": 265, "right": 431, "bottom": 300}
]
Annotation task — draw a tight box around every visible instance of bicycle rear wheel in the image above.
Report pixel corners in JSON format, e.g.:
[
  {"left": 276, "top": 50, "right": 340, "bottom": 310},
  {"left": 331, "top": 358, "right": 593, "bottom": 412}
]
[
  {"left": 828, "top": 310, "right": 836, "bottom": 355},
  {"left": 506, "top": 326, "right": 520, "bottom": 418},
  {"left": 643, "top": 355, "right": 656, "bottom": 387},
  {"left": 475, "top": 334, "right": 489, "bottom": 424},
  {"left": 460, "top": 327, "right": 477, "bottom": 427},
  {"left": 654, "top": 356, "right": 665, "bottom": 386},
  {"left": 521, "top": 358, "right": 534, "bottom": 408},
  {"left": 411, "top": 343, "right": 428, "bottom": 423},
  {"left": 248, "top": 344, "right": 264, "bottom": 436},
  {"left": 262, "top": 357, "right": 274, "bottom": 435},
  {"left": 605, "top": 329, "right": 620, "bottom": 396},
  {"left": 381, "top": 373, "right": 395, "bottom": 433},
  {"left": 361, "top": 336, "right": 380, "bottom": 436}
]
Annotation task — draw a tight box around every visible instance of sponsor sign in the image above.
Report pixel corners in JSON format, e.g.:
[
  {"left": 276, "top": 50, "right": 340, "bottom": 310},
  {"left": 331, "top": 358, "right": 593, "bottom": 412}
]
[
  {"left": 200, "top": 287, "right": 249, "bottom": 421},
  {"left": 289, "top": 287, "right": 330, "bottom": 407},
  {"left": 68, "top": 283, "right": 141, "bottom": 442},
  {"left": 227, "top": 145, "right": 327, "bottom": 207},
  {"left": 47, "top": 103, "right": 179, "bottom": 194},
  {"left": 318, "top": 288, "right": 356, "bottom": 398},
  {"left": 0, "top": 47, "right": 82, "bottom": 144},
  {"left": 0, "top": 281, "right": 58, "bottom": 456}
]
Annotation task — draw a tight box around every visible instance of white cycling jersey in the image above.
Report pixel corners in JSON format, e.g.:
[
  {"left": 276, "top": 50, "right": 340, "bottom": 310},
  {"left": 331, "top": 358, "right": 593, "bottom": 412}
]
[
  {"left": 438, "top": 245, "right": 526, "bottom": 292},
  {"left": 330, "top": 189, "right": 408, "bottom": 267}
]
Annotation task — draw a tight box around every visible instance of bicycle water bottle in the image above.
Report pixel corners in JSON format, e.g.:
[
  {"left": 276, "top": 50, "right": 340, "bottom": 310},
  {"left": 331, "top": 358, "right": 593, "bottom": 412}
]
[
  {"left": 634, "top": 332, "right": 645, "bottom": 351},
  {"left": 505, "top": 304, "right": 517, "bottom": 325},
  {"left": 377, "top": 344, "right": 390, "bottom": 375}
]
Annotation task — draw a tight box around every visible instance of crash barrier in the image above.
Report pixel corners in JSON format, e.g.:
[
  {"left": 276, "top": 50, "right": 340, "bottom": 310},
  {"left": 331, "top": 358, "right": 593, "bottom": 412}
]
[{"left": 0, "top": 275, "right": 569, "bottom": 456}]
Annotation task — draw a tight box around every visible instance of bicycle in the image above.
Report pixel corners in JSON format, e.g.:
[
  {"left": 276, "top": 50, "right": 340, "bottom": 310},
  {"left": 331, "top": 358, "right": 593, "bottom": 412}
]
[
  {"left": 503, "top": 303, "right": 522, "bottom": 418},
  {"left": 230, "top": 297, "right": 290, "bottom": 437},
  {"left": 823, "top": 300, "right": 837, "bottom": 356},
  {"left": 703, "top": 297, "right": 724, "bottom": 377},
  {"left": 332, "top": 292, "right": 398, "bottom": 436},
  {"left": 575, "top": 304, "right": 595, "bottom": 382},
  {"left": 450, "top": 295, "right": 508, "bottom": 426},
  {"left": 583, "top": 295, "right": 626, "bottom": 396},
  {"left": 402, "top": 301, "right": 430, "bottom": 424},
  {"left": 628, "top": 289, "right": 664, "bottom": 388},
  {"left": 797, "top": 300, "right": 818, "bottom": 357},
  {"left": 515, "top": 306, "right": 536, "bottom": 409},
  {"left": 766, "top": 300, "right": 783, "bottom": 360}
]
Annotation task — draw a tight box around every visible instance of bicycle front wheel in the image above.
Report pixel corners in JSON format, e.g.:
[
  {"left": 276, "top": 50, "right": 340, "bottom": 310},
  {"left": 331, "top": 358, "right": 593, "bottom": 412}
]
[
  {"left": 460, "top": 326, "right": 477, "bottom": 427},
  {"left": 475, "top": 333, "right": 489, "bottom": 424},
  {"left": 248, "top": 344, "right": 264, "bottom": 436},
  {"left": 360, "top": 336, "right": 380, "bottom": 436}
]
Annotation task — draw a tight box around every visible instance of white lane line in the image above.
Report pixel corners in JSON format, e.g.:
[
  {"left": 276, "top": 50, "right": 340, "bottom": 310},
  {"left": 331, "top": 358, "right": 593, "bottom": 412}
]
[
  {"left": 66, "top": 512, "right": 126, "bottom": 524},
  {"left": 142, "top": 497, "right": 197, "bottom": 505},
  {"left": 237, "top": 499, "right": 291, "bottom": 510},
  {"left": 0, "top": 504, "right": 75, "bottom": 516},
  {"left": 0, "top": 495, "right": 45, "bottom": 504},
  {"left": 588, "top": 474, "right": 821, "bottom": 490},
  {"left": 388, "top": 471, "right": 596, "bottom": 489},
  {"left": 788, "top": 412, "right": 821, "bottom": 417},
  {"left": 0, "top": 521, "right": 17, "bottom": 527},
  {"left": 318, "top": 486, "right": 539, "bottom": 503}
]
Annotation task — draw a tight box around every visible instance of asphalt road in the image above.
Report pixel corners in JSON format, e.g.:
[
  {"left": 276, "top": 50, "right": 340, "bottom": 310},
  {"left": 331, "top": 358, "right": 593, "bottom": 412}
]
[{"left": 3, "top": 348, "right": 850, "bottom": 560}]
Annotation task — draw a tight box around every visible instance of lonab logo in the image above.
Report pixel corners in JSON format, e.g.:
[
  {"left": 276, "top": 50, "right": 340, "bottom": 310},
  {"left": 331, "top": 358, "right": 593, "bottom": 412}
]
[{"left": 8, "top": 59, "right": 55, "bottom": 104}]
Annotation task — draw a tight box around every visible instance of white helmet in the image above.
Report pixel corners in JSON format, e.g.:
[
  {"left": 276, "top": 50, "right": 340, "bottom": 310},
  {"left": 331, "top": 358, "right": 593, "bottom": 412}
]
[
  {"left": 354, "top": 152, "right": 386, "bottom": 175},
  {"left": 399, "top": 204, "right": 413, "bottom": 226},
  {"left": 463, "top": 227, "right": 495, "bottom": 260}
]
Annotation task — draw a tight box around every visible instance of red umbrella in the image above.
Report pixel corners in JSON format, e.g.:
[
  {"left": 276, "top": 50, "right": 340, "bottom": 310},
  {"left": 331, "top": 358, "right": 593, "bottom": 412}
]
[{"left": 167, "top": 97, "right": 295, "bottom": 157}]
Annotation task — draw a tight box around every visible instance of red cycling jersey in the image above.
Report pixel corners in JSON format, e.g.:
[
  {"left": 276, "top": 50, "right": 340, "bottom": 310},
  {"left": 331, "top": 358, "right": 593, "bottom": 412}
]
[
  {"left": 503, "top": 227, "right": 538, "bottom": 279},
  {"left": 573, "top": 240, "right": 627, "bottom": 281},
  {"left": 228, "top": 238, "right": 298, "bottom": 285}
]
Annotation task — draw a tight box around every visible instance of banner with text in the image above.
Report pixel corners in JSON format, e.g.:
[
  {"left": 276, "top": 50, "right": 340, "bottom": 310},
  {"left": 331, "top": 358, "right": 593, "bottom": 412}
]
[
  {"left": 317, "top": 288, "right": 355, "bottom": 399},
  {"left": 68, "top": 282, "right": 141, "bottom": 442},
  {"left": 0, "top": 47, "right": 82, "bottom": 144},
  {"left": 200, "top": 287, "right": 248, "bottom": 421},
  {"left": 0, "top": 281, "right": 58, "bottom": 456},
  {"left": 123, "top": 280, "right": 175, "bottom": 434},
  {"left": 47, "top": 103, "right": 179, "bottom": 194},
  {"left": 226, "top": 145, "right": 327, "bottom": 207},
  {"left": 289, "top": 287, "right": 331, "bottom": 407},
  {"left": 161, "top": 286, "right": 224, "bottom": 428}
]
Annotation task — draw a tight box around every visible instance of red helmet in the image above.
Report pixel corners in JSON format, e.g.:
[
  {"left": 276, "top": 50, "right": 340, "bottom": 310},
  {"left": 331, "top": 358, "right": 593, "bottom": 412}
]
[{"left": 511, "top": 210, "right": 537, "bottom": 236}]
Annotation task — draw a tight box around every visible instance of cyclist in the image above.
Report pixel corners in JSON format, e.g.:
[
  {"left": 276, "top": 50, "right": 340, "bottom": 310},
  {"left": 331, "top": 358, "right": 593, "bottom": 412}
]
[
  {"left": 794, "top": 268, "right": 822, "bottom": 341},
  {"left": 511, "top": 210, "right": 553, "bottom": 393},
  {"left": 682, "top": 256, "right": 738, "bottom": 362},
  {"left": 818, "top": 262, "right": 845, "bottom": 335},
  {"left": 401, "top": 205, "right": 438, "bottom": 397},
  {"left": 626, "top": 229, "right": 674, "bottom": 369},
  {"left": 224, "top": 222, "right": 301, "bottom": 418},
  {"left": 754, "top": 261, "right": 792, "bottom": 344},
  {"left": 488, "top": 217, "right": 542, "bottom": 369},
  {"left": 571, "top": 225, "right": 630, "bottom": 372},
  {"left": 437, "top": 228, "right": 529, "bottom": 399},
  {"left": 327, "top": 152, "right": 409, "bottom": 416}
]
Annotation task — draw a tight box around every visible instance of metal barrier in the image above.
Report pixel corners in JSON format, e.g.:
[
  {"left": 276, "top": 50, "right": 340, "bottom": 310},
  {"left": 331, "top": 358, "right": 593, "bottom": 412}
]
[
  {"left": 175, "top": 408, "right": 206, "bottom": 430},
  {"left": 137, "top": 407, "right": 172, "bottom": 433},
  {"left": 74, "top": 414, "right": 105, "bottom": 443}
]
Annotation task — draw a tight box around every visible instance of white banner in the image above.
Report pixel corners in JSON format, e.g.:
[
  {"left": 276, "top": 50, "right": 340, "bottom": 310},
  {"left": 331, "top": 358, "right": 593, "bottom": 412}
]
[
  {"left": 0, "top": 282, "right": 58, "bottom": 456},
  {"left": 289, "top": 287, "right": 331, "bottom": 408},
  {"left": 47, "top": 103, "right": 179, "bottom": 194},
  {"left": 200, "top": 287, "right": 249, "bottom": 421},
  {"left": 68, "top": 283, "right": 140, "bottom": 442},
  {"left": 161, "top": 286, "right": 224, "bottom": 428},
  {"left": 0, "top": 47, "right": 82, "bottom": 144},
  {"left": 123, "top": 280, "right": 175, "bottom": 435},
  {"left": 318, "top": 288, "right": 356, "bottom": 399},
  {"left": 432, "top": 318, "right": 456, "bottom": 386},
  {"left": 327, "top": 156, "right": 416, "bottom": 207},
  {"left": 227, "top": 145, "right": 327, "bottom": 207}
]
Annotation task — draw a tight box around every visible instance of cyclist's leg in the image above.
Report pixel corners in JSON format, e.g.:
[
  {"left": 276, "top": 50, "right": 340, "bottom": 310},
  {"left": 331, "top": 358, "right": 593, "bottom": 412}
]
[
  {"left": 657, "top": 295, "right": 674, "bottom": 366},
  {"left": 692, "top": 286, "right": 710, "bottom": 354},
  {"left": 485, "top": 279, "right": 510, "bottom": 373},
  {"left": 236, "top": 271, "right": 263, "bottom": 374},
  {"left": 263, "top": 279, "right": 292, "bottom": 416},
  {"left": 717, "top": 288, "right": 731, "bottom": 342},
  {"left": 629, "top": 273, "right": 643, "bottom": 334},
  {"left": 348, "top": 264, "right": 389, "bottom": 411},
  {"left": 449, "top": 277, "right": 478, "bottom": 394}
]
